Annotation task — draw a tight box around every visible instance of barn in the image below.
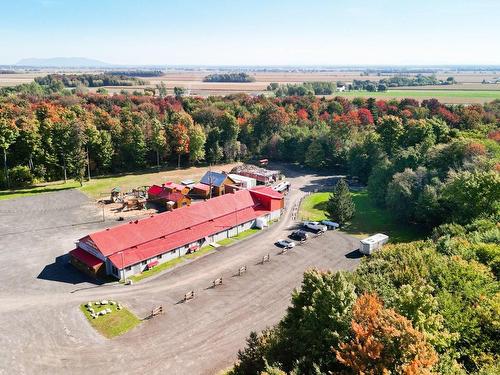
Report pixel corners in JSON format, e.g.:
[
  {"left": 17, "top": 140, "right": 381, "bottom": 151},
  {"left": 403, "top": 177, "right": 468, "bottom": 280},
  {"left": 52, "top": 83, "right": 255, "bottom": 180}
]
[
  {"left": 69, "top": 187, "right": 284, "bottom": 279},
  {"left": 230, "top": 164, "right": 281, "bottom": 185}
]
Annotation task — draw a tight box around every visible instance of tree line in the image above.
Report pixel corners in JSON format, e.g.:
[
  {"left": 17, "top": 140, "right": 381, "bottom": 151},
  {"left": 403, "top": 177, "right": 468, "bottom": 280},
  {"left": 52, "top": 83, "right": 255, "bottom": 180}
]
[
  {"left": 203, "top": 72, "right": 255, "bottom": 82},
  {"left": 0, "top": 88, "right": 498, "bottom": 230},
  {"left": 267, "top": 81, "right": 337, "bottom": 96},
  {"left": 34, "top": 73, "right": 146, "bottom": 88}
]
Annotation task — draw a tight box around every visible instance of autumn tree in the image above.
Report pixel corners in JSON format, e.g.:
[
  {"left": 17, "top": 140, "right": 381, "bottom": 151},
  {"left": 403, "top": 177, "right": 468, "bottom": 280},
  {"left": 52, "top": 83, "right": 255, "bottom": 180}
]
[
  {"left": 170, "top": 123, "right": 189, "bottom": 168},
  {"left": 188, "top": 124, "right": 206, "bottom": 163},
  {"left": 335, "top": 293, "right": 438, "bottom": 375},
  {"left": 273, "top": 270, "right": 356, "bottom": 374},
  {"left": 0, "top": 114, "right": 19, "bottom": 188},
  {"left": 150, "top": 118, "right": 167, "bottom": 168},
  {"left": 377, "top": 115, "right": 404, "bottom": 156}
]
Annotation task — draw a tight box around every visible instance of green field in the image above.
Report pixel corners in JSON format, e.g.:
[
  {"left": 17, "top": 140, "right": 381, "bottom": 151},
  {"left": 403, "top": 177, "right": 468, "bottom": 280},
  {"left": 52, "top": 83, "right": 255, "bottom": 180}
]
[
  {"left": 299, "top": 190, "right": 425, "bottom": 243},
  {"left": 334, "top": 89, "right": 500, "bottom": 103},
  {"left": 80, "top": 301, "right": 141, "bottom": 338},
  {"left": 0, "top": 181, "right": 80, "bottom": 201}
]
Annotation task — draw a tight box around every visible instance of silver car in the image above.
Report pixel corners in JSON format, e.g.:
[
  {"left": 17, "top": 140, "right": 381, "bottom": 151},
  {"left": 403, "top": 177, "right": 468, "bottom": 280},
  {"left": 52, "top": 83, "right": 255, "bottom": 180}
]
[{"left": 275, "top": 239, "right": 296, "bottom": 248}]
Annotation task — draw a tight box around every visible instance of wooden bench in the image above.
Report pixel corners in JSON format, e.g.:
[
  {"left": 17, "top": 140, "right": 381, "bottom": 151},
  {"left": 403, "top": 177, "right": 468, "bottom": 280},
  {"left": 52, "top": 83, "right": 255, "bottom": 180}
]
[
  {"left": 261, "top": 254, "right": 270, "bottom": 264},
  {"left": 184, "top": 290, "right": 195, "bottom": 301},
  {"left": 238, "top": 265, "right": 247, "bottom": 276},
  {"left": 213, "top": 277, "right": 223, "bottom": 287}
]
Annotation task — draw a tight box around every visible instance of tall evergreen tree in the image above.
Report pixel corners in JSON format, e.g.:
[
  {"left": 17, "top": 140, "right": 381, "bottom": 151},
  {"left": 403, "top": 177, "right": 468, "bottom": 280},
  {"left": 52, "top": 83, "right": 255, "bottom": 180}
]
[{"left": 326, "top": 178, "right": 355, "bottom": 225}]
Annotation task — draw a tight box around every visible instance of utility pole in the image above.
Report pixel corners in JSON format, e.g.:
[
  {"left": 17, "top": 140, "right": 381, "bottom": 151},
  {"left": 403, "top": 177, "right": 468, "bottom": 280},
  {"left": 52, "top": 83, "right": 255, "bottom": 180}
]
[
  {"left": 86, "top": 147, "right": 91, "bottom": 182},
  {"left": 120, "top": 251, "right": 126, "bottom": 284},
  {"left": 209, "top": 164, "right": 212, "bottom": 199},
  {"left": 3, "top": 148, "right": 9, "bottom": 189}
]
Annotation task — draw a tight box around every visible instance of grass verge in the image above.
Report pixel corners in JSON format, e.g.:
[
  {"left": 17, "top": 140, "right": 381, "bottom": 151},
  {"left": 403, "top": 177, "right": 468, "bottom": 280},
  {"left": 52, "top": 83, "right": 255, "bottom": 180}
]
[
  {"left": 128, "top": 256, "right": 185, "bottom": 282},
  {"left": 80, "top": 301, "right": 141, "bottom": 338},
  {"left": 0, "top": 181, "right": 79, "bottom": 201},
  {"left": 299, "top": 190, "right": 425, "bottom": 243}
]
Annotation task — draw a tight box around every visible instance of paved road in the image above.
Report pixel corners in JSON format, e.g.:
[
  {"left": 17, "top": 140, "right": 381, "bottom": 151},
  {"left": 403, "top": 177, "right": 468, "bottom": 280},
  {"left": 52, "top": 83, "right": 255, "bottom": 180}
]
[{"left": 0, "top": 166, "right": 361, "bottom": 375}]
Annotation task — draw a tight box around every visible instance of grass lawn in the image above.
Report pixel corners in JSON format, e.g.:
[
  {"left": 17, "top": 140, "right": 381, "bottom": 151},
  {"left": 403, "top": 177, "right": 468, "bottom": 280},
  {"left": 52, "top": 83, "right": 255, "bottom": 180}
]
[
  {"left": 80, "top": 301, "right": 141, "bottom": 338},
  {"left": 128, "top": 256, "right": 185, "bottom": 282},
  {"left": 0, "top": 162, "right": 241, "bottom": 201},
  {"left": 0, "top": 181, "right": 79, "bottom": 201},
  {"left": 299, "top": 190, "right": 426, "bottom": 243},
  {"left": 233, "top": 228, "right": 261, "bottom": 240},
  {"left": 217, "top": 237, "right": 237, "bottom": 246}
]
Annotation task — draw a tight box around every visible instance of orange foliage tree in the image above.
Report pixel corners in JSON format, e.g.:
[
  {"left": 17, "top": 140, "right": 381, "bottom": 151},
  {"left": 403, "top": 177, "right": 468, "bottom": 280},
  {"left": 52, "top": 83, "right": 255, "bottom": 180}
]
[{"left": 335, "top": 293, "right": 438, "bottom": 375}]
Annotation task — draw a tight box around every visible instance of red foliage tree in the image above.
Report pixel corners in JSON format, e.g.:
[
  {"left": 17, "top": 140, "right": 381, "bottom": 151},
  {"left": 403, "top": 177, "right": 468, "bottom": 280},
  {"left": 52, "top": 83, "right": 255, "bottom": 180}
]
[
  {"left": 488, "top": 129, "right": 500, "bottom": 142},
  {"left": 357, "top": 108, "right": 374, "bottom": 126},
  {"left": 171, "top": 123, "right": 189, "bottom": 168},
  {"left": 296, "top": 108, "right": 309, "bottom": 121},
  {"left": 437, "top": 106, "right": 460, "bottom": 127},
  {"left": 335, "top": 293, "right": 437, "bottom": 375}
]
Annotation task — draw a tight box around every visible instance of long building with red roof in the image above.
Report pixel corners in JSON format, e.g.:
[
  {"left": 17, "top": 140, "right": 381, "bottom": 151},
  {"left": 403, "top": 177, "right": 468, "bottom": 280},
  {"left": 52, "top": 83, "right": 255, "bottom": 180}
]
[{"left": 69, "top": 187, "right": 284, "bottom": 279}]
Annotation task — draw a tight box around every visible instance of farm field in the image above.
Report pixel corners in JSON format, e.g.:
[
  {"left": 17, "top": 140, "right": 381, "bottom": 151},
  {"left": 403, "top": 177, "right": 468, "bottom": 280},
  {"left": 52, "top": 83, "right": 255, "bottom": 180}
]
[
  {"left": 299, "top": 190, "right": 425, "bottom": 243},
  {"left": 2, "top": 69, "right": 499, "bottom": 103},
  {"left": 331, "top": 89, "right": 500, "bottom": 103}
]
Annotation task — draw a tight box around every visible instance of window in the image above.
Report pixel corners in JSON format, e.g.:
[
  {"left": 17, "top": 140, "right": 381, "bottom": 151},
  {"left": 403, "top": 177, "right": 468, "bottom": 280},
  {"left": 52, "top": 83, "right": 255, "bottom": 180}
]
[
  {"left": 158, "top": 254, "right": 162, "bottom": 259},
  {"left": 142, "top": 261, "right": 147, "bottom": 265},
  {"left": 111, "top": 266, "right": 118, "bottom": 274},
  {"left": 125, "top": 266, "right": 131, "bottom": 271}
]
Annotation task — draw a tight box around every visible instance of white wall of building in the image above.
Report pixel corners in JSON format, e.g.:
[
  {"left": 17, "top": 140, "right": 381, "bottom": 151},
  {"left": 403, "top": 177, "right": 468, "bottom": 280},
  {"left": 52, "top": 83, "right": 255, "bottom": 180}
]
[{"left": 114, "top": 212, "right": 281, "bottom": 279}]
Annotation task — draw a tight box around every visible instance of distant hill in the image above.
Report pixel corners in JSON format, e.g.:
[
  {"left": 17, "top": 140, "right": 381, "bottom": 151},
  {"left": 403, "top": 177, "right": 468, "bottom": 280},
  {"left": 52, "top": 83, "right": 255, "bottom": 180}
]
[{"left": 16, "top": 57, "right": 111, "bottom": 68}]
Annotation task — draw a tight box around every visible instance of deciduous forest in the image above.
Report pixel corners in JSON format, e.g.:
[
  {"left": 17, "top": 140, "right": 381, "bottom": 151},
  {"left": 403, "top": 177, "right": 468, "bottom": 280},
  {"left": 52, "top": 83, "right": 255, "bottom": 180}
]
[{"left": 1, "top": 83, "right": 499, "bottom": 373}]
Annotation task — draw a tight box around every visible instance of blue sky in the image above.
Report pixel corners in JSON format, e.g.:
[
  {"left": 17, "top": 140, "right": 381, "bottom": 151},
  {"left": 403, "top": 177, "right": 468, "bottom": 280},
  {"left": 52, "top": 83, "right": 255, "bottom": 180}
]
[{"left": 1, "top": 0, "right": 499, "bottom": 65}]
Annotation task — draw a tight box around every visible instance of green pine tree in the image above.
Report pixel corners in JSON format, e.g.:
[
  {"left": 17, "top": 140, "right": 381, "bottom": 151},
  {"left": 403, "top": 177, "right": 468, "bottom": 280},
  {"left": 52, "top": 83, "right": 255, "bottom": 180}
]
[{"left": 326, "top": 179, "right": 355, "bottom": 225}]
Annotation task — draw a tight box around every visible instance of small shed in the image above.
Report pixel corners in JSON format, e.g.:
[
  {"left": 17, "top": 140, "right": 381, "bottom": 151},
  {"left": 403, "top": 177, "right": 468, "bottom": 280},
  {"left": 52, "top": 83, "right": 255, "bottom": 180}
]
[
  {"left": 147, "top": 185, "right": 191, "bottom": 209},
  {"left": 199, "top": 171, "right": 236, "bottom": 196},
  {"left": 163, "top": 181, "right": 190, "bottom": 195},
  {"left": 359, "top": 233, "right": 389, "bottom": 255},
  {"left": 190, "top": 183, "right": 211, "bottom": 198}
]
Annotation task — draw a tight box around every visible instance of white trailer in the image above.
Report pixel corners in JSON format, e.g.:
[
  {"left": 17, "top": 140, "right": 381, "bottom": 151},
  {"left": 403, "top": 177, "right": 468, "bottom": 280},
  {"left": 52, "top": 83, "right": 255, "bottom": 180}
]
[{"left": 359, "top": 233, "right": 389, "bottom": 255}]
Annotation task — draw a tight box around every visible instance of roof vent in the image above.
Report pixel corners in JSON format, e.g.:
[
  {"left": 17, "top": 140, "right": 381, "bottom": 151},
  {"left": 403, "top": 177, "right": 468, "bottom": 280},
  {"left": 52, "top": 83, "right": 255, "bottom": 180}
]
[{"left": 134, "top": 220, "right": 139, "bottom": 224}]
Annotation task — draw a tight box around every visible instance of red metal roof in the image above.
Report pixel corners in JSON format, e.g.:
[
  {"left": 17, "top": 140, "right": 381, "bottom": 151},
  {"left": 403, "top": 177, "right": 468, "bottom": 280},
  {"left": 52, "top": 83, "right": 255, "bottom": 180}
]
[
  {"left": 164, "top": 182, "right": 186, "bottom": 191},
  {"left": 78, "top": 189, "right": 281, "bottom": 269},
  {"left": 191, "top": 183, "right": 210, "bottom": 192},
  {"left": 148, "top": 185, "right": 164, "bottom": 196},
  {"left": 69, "top": 248, "right": 103, "bottom": 268},
  {"left": 148, "top": 185, "right": 185, "bottom": 202},
  {"left": 250, "top": 186, "right": 284, "bottom": 200}
]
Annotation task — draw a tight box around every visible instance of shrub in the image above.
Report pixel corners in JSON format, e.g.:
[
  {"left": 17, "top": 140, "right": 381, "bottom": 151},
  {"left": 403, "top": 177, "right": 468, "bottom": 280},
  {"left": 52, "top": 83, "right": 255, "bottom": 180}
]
[{"left": 8, "top": 166, "right": 34, "bottom": 188}]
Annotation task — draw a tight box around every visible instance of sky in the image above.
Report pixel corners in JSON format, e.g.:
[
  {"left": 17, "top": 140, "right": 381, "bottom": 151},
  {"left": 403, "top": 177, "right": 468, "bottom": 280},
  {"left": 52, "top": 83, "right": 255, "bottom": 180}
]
[{"left": 0, "top": 0, "right": 499, "bottom": 66}]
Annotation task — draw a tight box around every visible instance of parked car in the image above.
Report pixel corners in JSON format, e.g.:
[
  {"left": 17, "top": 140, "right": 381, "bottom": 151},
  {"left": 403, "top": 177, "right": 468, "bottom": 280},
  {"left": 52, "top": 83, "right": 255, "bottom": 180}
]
[
  {"left": 275, "top": 239, "right": 296, "bottom": 248},
  {"left": 321, "top": 220, "right": 339, "bottom": 230},
  {"left": 290, "top": 230, "right": 309, "bottom": 241},
  {"left": 302, "top": 221, "right": 327, "bottom": 233}
]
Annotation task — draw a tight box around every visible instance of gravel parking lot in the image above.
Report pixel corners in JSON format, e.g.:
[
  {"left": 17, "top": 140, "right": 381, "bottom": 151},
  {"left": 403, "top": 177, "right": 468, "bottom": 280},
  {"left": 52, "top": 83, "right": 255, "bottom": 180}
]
[{"left": 0, "top": 166, "right": 361, "bottom": 375}]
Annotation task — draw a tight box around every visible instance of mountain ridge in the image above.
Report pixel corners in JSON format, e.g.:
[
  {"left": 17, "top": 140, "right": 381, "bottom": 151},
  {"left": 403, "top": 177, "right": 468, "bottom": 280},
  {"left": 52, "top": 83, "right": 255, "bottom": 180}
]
[{"left": 16, "top": 57, "right": 110, "bottom": 67}]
